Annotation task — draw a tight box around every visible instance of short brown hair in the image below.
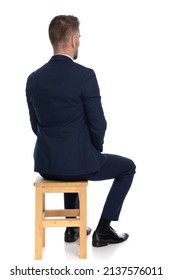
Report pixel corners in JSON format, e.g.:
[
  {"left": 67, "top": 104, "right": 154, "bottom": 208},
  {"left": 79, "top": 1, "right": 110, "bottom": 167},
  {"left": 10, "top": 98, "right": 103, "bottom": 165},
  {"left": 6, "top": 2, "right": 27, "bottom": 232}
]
[{"left": 48, "top": 15, "right": 80, "bottom": 49}]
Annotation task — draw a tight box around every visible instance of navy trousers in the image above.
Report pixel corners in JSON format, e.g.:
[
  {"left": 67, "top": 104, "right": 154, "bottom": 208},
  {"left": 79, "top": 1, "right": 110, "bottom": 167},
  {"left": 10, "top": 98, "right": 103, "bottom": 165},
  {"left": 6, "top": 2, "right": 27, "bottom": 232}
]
[{"left": 41, "top": 154, "right": 136, "bottom": 221}]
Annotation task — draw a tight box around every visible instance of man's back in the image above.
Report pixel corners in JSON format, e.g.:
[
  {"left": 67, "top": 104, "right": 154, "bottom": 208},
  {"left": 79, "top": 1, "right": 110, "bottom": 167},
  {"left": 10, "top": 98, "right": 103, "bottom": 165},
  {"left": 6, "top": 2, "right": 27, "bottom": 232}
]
[{"left": 26, "top": 55, "right": 107, "bottom": 176}]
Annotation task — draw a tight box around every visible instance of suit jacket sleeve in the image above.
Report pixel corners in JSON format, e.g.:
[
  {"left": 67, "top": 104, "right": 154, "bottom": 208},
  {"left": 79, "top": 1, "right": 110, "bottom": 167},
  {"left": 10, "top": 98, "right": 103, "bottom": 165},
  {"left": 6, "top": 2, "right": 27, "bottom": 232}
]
[
  {"left": 26, "top": 80, "right": 38, "bottom": 135},
  {"left": 82, "top": 69, "right": 107, "bottom": 152}
]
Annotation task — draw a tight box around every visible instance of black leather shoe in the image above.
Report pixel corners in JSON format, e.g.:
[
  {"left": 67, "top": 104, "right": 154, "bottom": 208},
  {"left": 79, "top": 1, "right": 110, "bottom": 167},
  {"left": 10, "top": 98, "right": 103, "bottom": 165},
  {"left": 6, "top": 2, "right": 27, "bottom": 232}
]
[
  {"left": 65, "top": 227, "right": 92, "bottom": 242},
  {"left": 92, "top": 226, "right": 129, "bottom": 247}
]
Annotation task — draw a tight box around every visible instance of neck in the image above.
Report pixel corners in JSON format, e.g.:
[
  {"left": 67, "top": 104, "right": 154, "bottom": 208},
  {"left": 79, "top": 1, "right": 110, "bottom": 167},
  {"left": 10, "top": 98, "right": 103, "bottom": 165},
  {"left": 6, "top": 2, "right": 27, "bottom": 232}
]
[{"left": 54, "top": 49, "right": 74, "bottom": 60}]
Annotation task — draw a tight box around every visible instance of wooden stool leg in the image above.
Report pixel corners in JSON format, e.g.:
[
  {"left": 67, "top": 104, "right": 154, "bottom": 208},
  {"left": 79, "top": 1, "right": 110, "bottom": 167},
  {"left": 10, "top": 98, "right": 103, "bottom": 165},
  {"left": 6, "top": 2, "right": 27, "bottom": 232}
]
[
  {"left": 35, "top": 186, "right": 43, "bottom": 260},
  {"left": 79, "top": 186, "right": 87, "bottom": 258},
  {"left": 42, "top": 193, "right": 46, "bottom": 247}
]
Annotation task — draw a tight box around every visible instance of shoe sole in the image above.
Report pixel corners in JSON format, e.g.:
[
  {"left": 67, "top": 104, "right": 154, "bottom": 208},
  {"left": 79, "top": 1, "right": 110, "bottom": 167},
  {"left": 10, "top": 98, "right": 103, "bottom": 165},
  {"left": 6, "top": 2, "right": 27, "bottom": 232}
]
[
  {"left": 65, "top": 236, "right": 79, "bottom": 242},
  {"left": 92, "top": 241, "right": 108, "bottom": 247},
  {"left": 92, "top": 237, "right": 129, "bottom": 247},
  {"left": 65, "top": 230, "right": 92, "bottom": 242}
]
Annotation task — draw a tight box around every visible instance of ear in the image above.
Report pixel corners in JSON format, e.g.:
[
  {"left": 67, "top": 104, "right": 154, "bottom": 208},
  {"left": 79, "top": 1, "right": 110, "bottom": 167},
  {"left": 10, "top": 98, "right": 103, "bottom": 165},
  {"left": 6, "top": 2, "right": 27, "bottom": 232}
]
[{"left": 71, "top": 35, "right": 76, "bottom": 48}]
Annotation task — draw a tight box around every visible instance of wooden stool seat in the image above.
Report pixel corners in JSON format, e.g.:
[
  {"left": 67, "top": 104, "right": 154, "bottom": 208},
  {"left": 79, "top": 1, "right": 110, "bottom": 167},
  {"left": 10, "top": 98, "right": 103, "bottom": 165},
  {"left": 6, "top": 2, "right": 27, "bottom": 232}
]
[{"left": 34, "top": 177, "right": 88, "bottom": 259}]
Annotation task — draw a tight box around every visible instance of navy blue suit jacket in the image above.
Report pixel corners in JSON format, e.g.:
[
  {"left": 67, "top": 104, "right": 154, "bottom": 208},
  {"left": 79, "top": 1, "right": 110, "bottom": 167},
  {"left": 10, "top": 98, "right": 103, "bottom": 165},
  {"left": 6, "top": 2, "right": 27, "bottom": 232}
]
[{"left": 26, "top": 55, "right": 107, "bottom": 176}]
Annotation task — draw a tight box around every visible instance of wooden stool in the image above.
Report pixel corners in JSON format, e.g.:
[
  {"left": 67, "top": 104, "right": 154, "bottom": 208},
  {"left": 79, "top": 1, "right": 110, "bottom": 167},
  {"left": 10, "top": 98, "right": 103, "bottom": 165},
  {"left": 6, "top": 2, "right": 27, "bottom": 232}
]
[{"left": 34, "top": 177, "right": 88, "bottom": 259}]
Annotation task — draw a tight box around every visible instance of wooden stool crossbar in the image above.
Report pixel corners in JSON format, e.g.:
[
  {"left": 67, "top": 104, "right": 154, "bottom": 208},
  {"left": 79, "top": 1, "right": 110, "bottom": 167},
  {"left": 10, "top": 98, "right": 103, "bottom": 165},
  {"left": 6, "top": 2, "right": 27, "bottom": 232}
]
[{"left": 34, "top": 177, "right": 88, "bottom": 259}]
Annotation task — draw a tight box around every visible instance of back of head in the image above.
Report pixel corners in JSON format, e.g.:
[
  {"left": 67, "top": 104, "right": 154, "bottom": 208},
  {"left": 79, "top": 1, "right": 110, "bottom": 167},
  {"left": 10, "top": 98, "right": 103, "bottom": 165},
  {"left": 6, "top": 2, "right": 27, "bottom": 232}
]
[{"left": 48, "top": 15, "right": 80, "bottom": 50}]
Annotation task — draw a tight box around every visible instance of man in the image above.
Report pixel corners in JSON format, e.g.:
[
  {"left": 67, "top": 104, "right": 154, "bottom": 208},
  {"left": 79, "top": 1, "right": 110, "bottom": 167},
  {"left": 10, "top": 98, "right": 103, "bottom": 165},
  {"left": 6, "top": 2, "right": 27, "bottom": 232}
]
[{"left": 26, "top": 15, "right": 136, "bottom": 247}]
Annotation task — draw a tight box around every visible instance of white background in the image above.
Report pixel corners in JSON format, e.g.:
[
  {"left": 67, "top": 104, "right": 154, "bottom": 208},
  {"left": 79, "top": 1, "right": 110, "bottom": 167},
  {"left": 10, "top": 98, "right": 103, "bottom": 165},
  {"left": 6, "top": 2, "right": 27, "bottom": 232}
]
[{"left": 0, "top": 0, "right": 173, "bottom": 279}]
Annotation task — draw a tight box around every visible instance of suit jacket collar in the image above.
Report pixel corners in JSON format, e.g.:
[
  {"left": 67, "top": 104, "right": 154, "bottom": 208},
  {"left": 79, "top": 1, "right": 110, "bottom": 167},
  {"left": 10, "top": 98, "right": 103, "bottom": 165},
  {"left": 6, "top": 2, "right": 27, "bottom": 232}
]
[{"left": 50, "top": 55, "right": 74, "bottom": 62}]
